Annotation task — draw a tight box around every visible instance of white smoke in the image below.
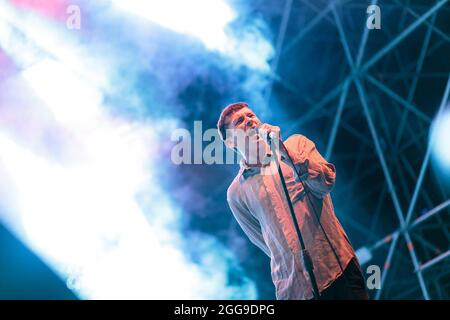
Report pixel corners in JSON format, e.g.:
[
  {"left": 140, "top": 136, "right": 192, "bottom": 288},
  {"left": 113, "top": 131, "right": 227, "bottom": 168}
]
[
  {"left": 112, "top": 0, "right": 274, "bottom": 72},
  {"left": 0, "top": 1, "right": 260, "bottom": 299}
]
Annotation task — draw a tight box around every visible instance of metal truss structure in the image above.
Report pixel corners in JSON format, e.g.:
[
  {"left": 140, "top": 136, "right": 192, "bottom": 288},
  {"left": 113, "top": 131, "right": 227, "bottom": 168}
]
[{"left": 260, "top": 0, "right": 450, "bottom": 299}]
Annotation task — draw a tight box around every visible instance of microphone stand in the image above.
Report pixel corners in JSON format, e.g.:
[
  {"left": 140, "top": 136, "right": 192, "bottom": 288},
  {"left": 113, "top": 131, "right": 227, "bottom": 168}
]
[{"left": 267, "top": 135, "right": 320, "bottom": 299}]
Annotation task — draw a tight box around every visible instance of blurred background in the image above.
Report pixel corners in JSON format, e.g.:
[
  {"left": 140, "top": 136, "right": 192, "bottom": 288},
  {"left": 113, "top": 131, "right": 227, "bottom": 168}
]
[{"left": 0, "top": 0, "right": 449, "bottom": 299}]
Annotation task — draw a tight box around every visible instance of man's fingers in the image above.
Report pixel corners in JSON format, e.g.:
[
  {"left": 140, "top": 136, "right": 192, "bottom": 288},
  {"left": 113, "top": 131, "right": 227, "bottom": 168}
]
[{"left": 260, "top": 124, "right": 280, "bottom": 134}]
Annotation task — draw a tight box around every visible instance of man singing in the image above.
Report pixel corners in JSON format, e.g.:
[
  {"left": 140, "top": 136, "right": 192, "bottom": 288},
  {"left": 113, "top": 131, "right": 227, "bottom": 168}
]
[{"left": 217, "top": 102, "right": 369, "bottom": 300}]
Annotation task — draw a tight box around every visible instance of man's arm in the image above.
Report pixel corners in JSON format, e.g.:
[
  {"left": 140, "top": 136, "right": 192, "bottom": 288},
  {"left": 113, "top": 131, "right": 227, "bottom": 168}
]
[
  {"left": 283, "top": 134, "right": 336, "bottom": 198},
  {"left": 227, "top": 190, "right": 271, "bottom": 258}
]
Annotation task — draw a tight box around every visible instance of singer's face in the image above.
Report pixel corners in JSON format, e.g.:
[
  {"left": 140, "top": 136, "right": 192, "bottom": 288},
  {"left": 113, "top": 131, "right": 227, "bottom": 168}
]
[
  {"left": 225, "top": 107, "right": 265, "bottom": 158},
  {"left": 228, "top": 107, "right": 261, "bottom": 134}
]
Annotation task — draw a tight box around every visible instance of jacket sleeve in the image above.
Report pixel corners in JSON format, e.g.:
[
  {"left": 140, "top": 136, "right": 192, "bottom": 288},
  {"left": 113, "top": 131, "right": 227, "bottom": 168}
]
[
  {"left": 227, "top": 188, "right": 271, "bottom": 258},
  {"left": 284, "top": 134, "right": 336, "bottom": 198}
]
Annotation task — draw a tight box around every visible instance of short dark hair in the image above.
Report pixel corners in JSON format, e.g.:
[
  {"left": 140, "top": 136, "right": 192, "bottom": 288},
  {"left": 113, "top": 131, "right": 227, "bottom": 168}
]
[{"left": 217, "top": 102, "right": 249, "bottom": 141}]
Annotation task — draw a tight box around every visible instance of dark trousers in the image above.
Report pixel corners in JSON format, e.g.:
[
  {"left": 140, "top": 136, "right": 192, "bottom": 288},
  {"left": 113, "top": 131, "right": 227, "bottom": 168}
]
[{"left": 318, "top": 258, "right": 369, "bottom": 300}]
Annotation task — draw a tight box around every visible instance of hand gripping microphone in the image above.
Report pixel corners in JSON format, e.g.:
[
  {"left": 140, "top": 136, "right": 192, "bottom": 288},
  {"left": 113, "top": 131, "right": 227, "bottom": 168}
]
[{"left": 255, "top": 124, "right": 277, "bottom": 143}]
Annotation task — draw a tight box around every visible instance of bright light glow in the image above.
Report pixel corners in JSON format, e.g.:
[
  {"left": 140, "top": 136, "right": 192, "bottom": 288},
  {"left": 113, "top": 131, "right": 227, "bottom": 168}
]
[
  {"left": 0, "top": 1, "right": 110, "bottom": 89},
  {"left": 355, "top": 247, "right": 372, "bottom": 265},
  {"left": 0, "top": 1, "right": 257, "bottom": 299},
  {"left": 22, "top": 60, "right": 103, "bottom": 127},
  {"left": 431, "top": 108, "right": 450, "bottom": 172},
  {"left": 113, "top": 0, "right": 235, "bottom": 50}
]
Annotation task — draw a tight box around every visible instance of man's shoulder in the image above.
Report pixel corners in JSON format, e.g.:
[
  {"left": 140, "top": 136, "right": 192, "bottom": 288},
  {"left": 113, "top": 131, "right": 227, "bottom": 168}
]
[
  {"left": 285, "top": 134, "right": 304, "bottom": 143},
  {"left": 284, "top": 134, "right": 314, "bottom": 149}
]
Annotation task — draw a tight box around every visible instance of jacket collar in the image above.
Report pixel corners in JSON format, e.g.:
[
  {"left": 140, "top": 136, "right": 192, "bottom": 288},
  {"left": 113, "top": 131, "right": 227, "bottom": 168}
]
[{"left": 238, "top": 153, "right": 285, "bottom": 182}]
